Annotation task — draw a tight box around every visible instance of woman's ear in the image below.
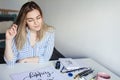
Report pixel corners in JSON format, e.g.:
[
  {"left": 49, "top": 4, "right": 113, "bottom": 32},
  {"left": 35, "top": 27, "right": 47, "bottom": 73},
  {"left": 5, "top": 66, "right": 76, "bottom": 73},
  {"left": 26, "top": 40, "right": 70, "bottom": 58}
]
[{"left": 26, "top": 23, "right": 28, "bottom": 26}]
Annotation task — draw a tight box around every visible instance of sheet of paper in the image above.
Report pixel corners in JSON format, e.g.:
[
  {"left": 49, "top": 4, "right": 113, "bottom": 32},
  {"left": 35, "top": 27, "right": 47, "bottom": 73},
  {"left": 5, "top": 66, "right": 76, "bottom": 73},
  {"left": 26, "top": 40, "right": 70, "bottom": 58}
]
[
  {"left": 10, "top": 66, "right": 66, "bottom": 80},
  {"left": 59, "top": 58, "right": 90, "bottom": 71},
  {"left": 59, "top": 58, "right": 80, "bottom": 70}
]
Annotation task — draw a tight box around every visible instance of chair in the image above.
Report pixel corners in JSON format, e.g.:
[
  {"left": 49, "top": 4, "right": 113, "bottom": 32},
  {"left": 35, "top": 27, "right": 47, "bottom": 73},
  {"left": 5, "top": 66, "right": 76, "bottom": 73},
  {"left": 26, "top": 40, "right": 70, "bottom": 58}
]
[
  {"left": 50, "top": 47, "right": 65, "bottom": 60},
  {"left": 0, "top": 48, "right": 5, "bottom": 63}
]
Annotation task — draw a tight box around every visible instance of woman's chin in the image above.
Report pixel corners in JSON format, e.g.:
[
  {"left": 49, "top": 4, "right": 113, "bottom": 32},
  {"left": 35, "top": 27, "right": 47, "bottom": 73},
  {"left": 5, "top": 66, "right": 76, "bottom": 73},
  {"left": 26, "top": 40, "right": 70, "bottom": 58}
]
[{"left": 35, "top": 27, "right": 41, "bottom": 31}]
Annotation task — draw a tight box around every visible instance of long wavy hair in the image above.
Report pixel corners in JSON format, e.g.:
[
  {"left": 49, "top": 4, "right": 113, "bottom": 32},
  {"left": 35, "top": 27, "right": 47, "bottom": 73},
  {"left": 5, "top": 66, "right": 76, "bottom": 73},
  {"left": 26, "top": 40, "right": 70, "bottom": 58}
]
[{"left": 15, "top": 1, "right": 53, "bottom": 50}]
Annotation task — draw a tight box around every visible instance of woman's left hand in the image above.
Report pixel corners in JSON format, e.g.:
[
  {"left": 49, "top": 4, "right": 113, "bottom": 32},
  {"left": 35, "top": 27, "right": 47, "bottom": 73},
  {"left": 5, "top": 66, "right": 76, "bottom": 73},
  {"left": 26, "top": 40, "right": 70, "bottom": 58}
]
[{"left": 18, "top": 57, "right": 39, "bottom": 63}]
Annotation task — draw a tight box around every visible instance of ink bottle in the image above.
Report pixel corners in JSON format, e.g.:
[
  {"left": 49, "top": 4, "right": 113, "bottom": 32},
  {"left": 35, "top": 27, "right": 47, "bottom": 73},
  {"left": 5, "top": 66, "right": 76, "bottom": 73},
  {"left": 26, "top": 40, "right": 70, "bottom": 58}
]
[{"left": 55, "top": 61, "right": 60, "bottom": 69}]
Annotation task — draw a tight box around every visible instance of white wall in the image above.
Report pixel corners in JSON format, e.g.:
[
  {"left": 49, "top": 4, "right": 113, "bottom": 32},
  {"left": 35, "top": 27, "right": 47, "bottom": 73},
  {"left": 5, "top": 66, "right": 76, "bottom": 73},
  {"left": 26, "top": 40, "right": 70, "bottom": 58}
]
[
  {"left": 0, "top": 0, "right": 28, "bottom": 10},
  {"left": 34, "top": 0, "right": 120, "bottom": 76}
]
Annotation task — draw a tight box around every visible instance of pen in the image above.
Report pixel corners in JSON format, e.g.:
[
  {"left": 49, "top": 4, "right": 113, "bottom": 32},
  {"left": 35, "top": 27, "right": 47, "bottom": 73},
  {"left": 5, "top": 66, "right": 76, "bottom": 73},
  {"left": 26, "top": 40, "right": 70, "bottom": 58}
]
[
  {"left": 60, "top": 67, "right": 89, "bottom": 73},
  {"left": 90, "top": 75, "right": 96, "bottom": 80},
  {"left": 74, "top": 69, "right": 94, "bottom": 79}
]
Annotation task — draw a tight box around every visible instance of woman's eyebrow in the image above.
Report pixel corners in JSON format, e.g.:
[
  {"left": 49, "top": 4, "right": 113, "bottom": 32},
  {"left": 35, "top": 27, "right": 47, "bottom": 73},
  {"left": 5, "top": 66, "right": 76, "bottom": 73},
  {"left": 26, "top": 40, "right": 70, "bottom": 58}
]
[
  {"left": 26, "top": 15, "right": 41, "bottom": 19},
  {"left": 26, "top": 18, "right": 33, "bottom": 20}
]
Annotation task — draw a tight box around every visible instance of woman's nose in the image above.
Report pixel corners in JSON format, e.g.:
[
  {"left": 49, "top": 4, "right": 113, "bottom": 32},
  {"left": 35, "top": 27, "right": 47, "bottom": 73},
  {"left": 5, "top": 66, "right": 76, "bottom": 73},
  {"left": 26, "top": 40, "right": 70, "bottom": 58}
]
[{"left": 34, "top": 19, "right": 39, "bottom": 25}]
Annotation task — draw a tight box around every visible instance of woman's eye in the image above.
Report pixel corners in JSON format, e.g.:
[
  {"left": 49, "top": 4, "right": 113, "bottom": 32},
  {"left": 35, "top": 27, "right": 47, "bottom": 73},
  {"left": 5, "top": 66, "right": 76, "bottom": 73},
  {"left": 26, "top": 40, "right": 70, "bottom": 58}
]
[
  {"left": 37, "top": 16, "right": 41, "bottom": 20},
  {"left": 27, "top": 19, "right": 34, "bottom": 22}
]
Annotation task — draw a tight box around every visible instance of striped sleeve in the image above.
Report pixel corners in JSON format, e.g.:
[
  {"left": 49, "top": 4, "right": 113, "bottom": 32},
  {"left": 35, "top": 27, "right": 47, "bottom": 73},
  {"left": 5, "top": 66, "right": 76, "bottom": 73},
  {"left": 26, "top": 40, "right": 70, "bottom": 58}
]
[
  {"left": 4, "top": 39, "right": 18, "bottom": 66},
  {"left": 43, "top": 31, "right": 55, "bottom": 62}
]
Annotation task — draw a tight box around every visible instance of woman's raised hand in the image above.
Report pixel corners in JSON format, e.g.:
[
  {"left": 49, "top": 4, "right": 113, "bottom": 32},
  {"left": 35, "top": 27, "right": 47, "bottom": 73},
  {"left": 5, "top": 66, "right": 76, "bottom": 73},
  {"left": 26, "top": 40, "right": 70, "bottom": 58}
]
[{"left": 6, "top": 24, "right": 18, "bottom": 41}]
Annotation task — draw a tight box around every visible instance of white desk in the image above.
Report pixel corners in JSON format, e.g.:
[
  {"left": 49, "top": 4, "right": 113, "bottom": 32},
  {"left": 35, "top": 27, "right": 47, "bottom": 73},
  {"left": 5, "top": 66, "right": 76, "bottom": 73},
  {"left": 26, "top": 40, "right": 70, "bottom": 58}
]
[{"left": 0, "top": 58, "right": 119, "bottom": 80}]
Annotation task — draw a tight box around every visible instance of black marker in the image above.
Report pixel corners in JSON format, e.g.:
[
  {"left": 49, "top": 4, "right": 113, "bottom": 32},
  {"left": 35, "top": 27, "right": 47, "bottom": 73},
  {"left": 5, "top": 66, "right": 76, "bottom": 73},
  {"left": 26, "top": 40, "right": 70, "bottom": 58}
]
[
  {"left": 60, "top": 67, "right": 88, "bottom": 73},
  {"left": 74, "top": 69, "right": 94, "bottom": 79}
]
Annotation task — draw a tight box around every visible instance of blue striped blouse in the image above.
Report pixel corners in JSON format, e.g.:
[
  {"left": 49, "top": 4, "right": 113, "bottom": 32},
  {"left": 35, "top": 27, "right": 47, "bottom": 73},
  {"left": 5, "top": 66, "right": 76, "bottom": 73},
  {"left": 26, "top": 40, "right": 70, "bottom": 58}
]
[{"left": 4, "top": 28, "right": 55, "bottom": 66}]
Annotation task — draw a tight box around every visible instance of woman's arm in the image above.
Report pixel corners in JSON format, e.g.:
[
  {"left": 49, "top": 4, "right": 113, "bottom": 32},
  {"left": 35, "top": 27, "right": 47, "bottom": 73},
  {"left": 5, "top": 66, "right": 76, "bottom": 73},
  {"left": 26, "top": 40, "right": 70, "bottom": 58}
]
[
  {"left": 4, "top": 24, "right": 17, "bottom": 64},
  {"left": 43, "top": 31, "right": 55, "bottom": 61},
  {"left": 4, "top": 40, "right": 14, "bottom": 61},
  {"left": 18, "top": 57, "right": 39, "bottom": 63}
]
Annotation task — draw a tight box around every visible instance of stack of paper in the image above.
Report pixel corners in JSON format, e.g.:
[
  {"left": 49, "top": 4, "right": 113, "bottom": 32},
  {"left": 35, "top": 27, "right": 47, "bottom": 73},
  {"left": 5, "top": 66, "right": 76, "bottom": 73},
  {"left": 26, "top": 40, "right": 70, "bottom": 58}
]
[{"left": 59, "top": 58, "right": 80, "bottom": 70}]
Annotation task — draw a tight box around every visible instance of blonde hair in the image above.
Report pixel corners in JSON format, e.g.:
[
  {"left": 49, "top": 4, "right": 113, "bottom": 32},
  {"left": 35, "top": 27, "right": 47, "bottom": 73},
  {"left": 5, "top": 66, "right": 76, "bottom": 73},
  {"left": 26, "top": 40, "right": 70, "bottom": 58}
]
[{"left": 15, "top": 1, "right": 54, "bottom": 50}]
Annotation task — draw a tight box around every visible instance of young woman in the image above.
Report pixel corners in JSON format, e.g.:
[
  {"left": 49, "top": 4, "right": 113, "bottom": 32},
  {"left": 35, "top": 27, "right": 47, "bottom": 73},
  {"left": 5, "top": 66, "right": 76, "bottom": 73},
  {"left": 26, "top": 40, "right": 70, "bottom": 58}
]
[{"left": 4, "top": 1, "right": 54, "bottom": 66}]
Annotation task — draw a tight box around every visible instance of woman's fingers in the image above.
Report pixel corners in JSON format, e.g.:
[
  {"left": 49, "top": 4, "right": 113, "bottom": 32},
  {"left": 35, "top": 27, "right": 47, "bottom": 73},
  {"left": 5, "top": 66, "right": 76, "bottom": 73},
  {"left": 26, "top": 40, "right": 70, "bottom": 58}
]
[
  {"left": 19, "top": 59, "right": 27, "bottom": 63},
  {"left": 9, "top": 24, "right": 18, "bottom": 35},
  {"left": 11, "top": 24, "right": 17, "bottom": 33},
  {"left": 6, "top": 24, "right": 18, "bottom": 40}
]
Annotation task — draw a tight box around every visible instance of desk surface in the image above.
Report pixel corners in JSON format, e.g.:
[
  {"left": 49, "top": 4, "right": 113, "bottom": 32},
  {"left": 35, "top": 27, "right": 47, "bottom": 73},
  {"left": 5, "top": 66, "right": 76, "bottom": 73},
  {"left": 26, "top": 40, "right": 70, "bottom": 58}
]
[{"left": 0, "top": 58, "right": 119, "bottom": 80}]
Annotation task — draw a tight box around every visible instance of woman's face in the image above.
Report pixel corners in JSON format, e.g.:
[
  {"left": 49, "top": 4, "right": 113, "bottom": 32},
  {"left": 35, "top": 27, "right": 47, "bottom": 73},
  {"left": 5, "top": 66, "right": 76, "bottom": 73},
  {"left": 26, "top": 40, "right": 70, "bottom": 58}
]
[{"left": 26, "top": 9, "right": 43, "bottom": 32}]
